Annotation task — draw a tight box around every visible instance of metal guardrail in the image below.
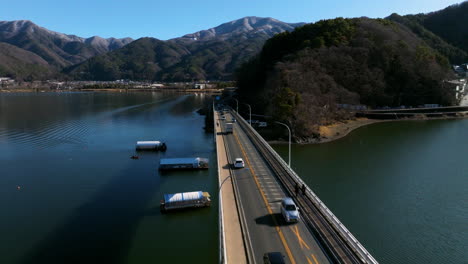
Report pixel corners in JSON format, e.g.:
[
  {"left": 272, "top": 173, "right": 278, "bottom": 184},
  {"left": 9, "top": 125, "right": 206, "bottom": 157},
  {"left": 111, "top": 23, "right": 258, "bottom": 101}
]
[{"left": 232, "top": 110, "right": 379, "bottom": 264}]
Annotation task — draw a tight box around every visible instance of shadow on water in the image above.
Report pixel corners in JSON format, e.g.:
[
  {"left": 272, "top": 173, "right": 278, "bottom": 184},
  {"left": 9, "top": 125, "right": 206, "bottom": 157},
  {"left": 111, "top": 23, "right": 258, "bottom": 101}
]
[
  {"left": 144, "top": 206, "right": 211, "bottom": 217},
  {"left": 20, "top": 162, "right": 160, "bottom": 264}
]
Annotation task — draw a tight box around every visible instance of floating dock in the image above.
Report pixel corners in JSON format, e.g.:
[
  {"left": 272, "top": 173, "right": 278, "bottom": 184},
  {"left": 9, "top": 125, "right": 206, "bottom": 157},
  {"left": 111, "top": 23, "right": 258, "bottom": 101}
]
[
  {"left": 160, "top": 191, "right": 211, "bottom": 212},
  {"left": 159, "top": 157, "right": 209, "bottom": 170},
  {"left": 136, "top": 141, "right": 167, "bottom": 151}
]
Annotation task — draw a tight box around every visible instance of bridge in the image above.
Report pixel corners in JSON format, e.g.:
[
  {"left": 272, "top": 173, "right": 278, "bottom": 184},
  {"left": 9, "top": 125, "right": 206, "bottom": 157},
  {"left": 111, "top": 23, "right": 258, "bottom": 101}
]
[
  {"left": 215, "top": 107, "right": 378, "bottom": 264},
  {"left": 356, "top": 106, "right": 468, "bottom": 119}
]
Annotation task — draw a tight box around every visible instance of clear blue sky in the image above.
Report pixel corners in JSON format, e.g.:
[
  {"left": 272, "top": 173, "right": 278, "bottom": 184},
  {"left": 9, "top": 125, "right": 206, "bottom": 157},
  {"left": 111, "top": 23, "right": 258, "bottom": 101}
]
[{"left": 0, "top": 0, "right": 463, "bottom": 40}]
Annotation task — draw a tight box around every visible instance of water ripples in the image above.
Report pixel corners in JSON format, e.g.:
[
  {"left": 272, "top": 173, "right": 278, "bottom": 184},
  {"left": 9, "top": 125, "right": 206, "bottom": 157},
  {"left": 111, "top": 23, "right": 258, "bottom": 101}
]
[{"left": 0, "top": 95, "right": 184, "bottom": 151}]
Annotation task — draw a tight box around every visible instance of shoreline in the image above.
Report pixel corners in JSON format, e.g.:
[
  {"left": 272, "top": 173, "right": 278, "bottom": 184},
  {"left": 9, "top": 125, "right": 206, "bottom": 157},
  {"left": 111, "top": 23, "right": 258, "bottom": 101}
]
[
  {"left": 0, "top": 88, "right": 223, "bottom": 94},
  {"left": 269, "top": 114, "right": 468, "bottom": 145}
]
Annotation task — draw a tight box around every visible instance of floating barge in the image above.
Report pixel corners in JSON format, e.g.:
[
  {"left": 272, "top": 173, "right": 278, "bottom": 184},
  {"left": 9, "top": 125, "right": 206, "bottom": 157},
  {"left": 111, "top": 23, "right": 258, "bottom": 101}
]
[
  {"left": 160, "top": 191, "right": 211, "bottom": 212},
  {"left": 136, "top": 141, "right": 167, "bottom": 151},
  {"left": 159, "top": 157, "right": 209, "bottom": 170}
]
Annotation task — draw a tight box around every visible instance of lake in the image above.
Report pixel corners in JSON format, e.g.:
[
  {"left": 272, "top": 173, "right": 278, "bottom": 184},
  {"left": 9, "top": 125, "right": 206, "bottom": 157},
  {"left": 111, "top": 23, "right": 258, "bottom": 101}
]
[
  {"left": 0, "top": 92, "right": 218, "bottom": 264},
  {"left": 273, "top": 119, "right": 468, "bottom": 264}
]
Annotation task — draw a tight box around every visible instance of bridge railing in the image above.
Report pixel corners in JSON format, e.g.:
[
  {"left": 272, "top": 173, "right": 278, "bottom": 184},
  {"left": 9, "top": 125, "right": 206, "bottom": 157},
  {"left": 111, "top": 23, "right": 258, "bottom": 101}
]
[{"left": 232, "top": 110, "right": 379, "bottom": 264}]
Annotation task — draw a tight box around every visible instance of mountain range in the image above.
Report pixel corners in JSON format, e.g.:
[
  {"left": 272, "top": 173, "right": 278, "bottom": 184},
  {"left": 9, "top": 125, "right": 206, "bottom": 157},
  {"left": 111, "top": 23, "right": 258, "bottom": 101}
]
[
  {"left": 0, "top": 20, "right": 133, "bottom": 80},
  {"left": 0, "top": 1, "right": 467, "bottom": 81},
  {"left": 65, "top": 17, "right": 305, "bottom": 81},
  {"left": 0, "top": 17, "right": 304, "bottom": 81},
  {"left": 0, "top": 20, "right": 133, "bottom": 67}
]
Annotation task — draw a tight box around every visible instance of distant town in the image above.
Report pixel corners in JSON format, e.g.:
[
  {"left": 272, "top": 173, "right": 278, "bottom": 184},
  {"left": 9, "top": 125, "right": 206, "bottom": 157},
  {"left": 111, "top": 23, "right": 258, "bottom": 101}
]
[
  {"left": 1, "top": 63, "right": 466, "bottom": 105},
  {"left": 0, "top": 78, "right": 232, "bottom": 93}
]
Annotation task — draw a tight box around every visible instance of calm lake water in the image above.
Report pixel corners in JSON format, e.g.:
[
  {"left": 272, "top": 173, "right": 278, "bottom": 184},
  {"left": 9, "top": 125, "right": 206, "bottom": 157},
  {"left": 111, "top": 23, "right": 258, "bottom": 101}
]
[
  {"left": 2, "top": 92, "right": 466, "bottom": 264},
  {"left": 273, "top": 120, "right": 468, "bottom": 264},
  {"left": 0, "top": 92, "right": 218, "bottom": 264}
]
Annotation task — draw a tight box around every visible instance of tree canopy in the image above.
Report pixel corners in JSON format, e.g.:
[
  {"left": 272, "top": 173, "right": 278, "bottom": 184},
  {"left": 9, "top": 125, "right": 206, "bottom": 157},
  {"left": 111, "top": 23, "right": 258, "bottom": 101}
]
[{"left": 236, "top": 18, "right": 455, "bottom": 139}]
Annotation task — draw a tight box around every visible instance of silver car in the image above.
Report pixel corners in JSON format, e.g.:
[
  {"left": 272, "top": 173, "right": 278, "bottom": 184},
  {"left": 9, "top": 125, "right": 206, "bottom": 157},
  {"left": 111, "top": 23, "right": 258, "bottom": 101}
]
[
  {"left": 234, "top": 158, "right": 245, "bottom": 168},
  {"left": 281, "top": 197, "right": 300, "bottom": 223}
]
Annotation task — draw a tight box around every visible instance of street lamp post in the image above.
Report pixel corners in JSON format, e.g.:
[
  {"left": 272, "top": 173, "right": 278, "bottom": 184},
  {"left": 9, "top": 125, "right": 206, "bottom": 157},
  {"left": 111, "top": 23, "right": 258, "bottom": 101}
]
[
  {"left": 233, "top": 98, "right": 239, "bottom": 113},
  {"left": 245, "top": 104, "right": 251, "bottom": 126},
  {"left": 275, "top": 121, "right": 291, "bottom": 168}
]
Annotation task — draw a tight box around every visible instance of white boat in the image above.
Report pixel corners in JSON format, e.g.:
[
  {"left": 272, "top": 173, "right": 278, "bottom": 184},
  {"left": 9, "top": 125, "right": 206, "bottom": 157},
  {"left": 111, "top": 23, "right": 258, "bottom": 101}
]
[
  {"left": 136, "top": 141, "right": 167, "bottom": 151},
  {"left": 160, "top": 191, "right": 211, "bottom": 212},
  {"left": 159, "top": 157, "right": 209, "bottom": 170}
]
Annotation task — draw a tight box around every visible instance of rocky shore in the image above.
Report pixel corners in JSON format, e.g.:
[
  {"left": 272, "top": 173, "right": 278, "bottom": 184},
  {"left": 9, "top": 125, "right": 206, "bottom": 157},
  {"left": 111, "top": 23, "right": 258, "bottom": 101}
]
[{"left": 269, "top": 114, "right": 468, "bottom": 144}]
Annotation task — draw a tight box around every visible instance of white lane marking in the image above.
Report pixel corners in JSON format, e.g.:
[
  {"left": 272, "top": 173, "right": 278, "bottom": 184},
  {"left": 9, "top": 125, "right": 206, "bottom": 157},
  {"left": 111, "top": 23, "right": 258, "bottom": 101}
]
[
  {"left": 261, "top": 186, "right": 278, "bottom": 190},
  {"left": 262, "top": 186, "right": 282, "bottom": 191},
  {"left": 264, "top": 191, "right": 282, "bottom": 195},
  {"left": 260, "top": 181, "right": 277, "bottom": 185},
  {"left": 264, "top": 191, "right": 283, "bottom": 196},
  {"left": 260, "top": 179, "right": 277, "bottom": 182},
  {"left": 266, "top": 196, "right": 283, "bottom": 200},
  {"left": 261, "top": 185, "right": 278, "bottom": 188}
]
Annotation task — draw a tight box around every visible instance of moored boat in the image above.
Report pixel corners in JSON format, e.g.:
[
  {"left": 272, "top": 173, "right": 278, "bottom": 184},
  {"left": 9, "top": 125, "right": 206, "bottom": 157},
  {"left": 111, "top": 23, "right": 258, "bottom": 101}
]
[
  {"left": 159, "top": 157, "right": 209, "bottom": 170},
  {"left": 160, "top": 191, "right": 211, "bottom": 212},
  {"left": 136, "top": 141, "right": 167, "bottom": 151}
]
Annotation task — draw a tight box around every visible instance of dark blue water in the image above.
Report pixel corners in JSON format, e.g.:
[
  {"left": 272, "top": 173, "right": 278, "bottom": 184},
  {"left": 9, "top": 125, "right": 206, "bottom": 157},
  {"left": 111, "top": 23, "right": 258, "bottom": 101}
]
[
  {"left": 273, "top": 119, "right": 468, "bottom": 264},
  {"left": 0, "top": 92, "right": 218, "bottom": 264}
]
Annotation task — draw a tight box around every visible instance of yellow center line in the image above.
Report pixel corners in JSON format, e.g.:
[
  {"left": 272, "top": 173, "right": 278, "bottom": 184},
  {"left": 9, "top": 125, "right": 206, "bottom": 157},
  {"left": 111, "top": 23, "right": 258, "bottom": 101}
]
[
  {"left": 289, "top": 227, "right": 303, "bottom": 249},
  {"left": 311, "top": 254, "right": 319, "bottom": 264},
  {"left": 289, "top": 225, "right": 310, "bottom": 250},
  {"left": 233, "top": 129, "right": 297, "bottom": 264},
  {"left": 306, "top": 256, "right": 314, "bottom": 264}
]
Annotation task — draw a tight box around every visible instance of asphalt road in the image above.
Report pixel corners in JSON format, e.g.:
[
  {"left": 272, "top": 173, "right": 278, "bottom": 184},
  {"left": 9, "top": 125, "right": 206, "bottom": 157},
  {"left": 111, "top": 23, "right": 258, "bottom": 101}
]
[{"left": 219, "top": 112, "right": 331, "bottom": 264}]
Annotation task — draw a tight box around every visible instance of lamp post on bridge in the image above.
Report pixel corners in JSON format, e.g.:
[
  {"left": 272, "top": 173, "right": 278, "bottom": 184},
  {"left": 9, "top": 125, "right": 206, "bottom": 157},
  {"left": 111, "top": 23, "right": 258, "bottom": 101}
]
[
  {"left": 233, "top": 98, "right": 239, "bottom": 113},
  {"left": 275, "top": 121, "right": 291, "bottom": 168},
  {"left": 244, "top": 103, "right": 251, "bottom": 126}
]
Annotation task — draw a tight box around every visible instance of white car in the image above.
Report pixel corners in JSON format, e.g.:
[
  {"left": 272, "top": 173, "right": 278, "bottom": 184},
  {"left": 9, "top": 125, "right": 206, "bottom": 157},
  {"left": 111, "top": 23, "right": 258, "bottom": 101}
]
[
  {"left": 281, "top": 197, "right": 300, "bottom": 223},
  {"left": 233, "top": 158, "right": 245, "bottom": 168}
]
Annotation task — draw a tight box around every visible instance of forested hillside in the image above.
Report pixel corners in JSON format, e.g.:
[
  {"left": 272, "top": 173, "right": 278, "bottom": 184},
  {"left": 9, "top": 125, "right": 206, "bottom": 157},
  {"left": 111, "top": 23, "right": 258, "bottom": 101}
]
[
  {"left": 387, "top": 1, "right": 468, "bottom": 64},
  {"left": 0, "top": 42, "right": 55, "bottom": 80},
  {"left": 413, "top": 1, "right": 468, "bottom": 54},
  {"left": 236, "top": 18, "right": 455, "bottom": 139}
]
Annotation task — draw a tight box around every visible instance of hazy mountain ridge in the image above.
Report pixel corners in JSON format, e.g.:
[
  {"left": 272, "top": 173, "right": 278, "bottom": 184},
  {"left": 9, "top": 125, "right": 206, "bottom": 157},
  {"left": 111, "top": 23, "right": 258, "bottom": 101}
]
[
  {"left": 177, "top": 16, "right": 305, "bottom": 41},
  {"left": 0, "top": 20, "right": 133, "bottom": 70},
  {"left": 67, "top": 17, "right": 306, "bottom": 81}
]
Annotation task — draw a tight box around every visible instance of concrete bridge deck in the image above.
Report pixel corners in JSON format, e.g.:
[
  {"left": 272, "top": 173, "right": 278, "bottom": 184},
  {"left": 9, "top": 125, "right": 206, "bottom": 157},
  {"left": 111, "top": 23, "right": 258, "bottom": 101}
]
[
  {"left": 215, "top": 110, "right": 247, "bottom": 264},
  {"left": 216, "top": 107, "right": 378, "bottom": 264}
]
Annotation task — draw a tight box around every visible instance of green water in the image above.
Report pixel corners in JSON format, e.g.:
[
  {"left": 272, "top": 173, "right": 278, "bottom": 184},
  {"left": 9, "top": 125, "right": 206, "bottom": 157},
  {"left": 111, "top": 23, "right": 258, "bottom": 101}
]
[
  {"left": 0, "top": 92, "right": 218, "bottom": 264},
  {"left": 273, "top": 120, "right": 468, "bottom": 264}
]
